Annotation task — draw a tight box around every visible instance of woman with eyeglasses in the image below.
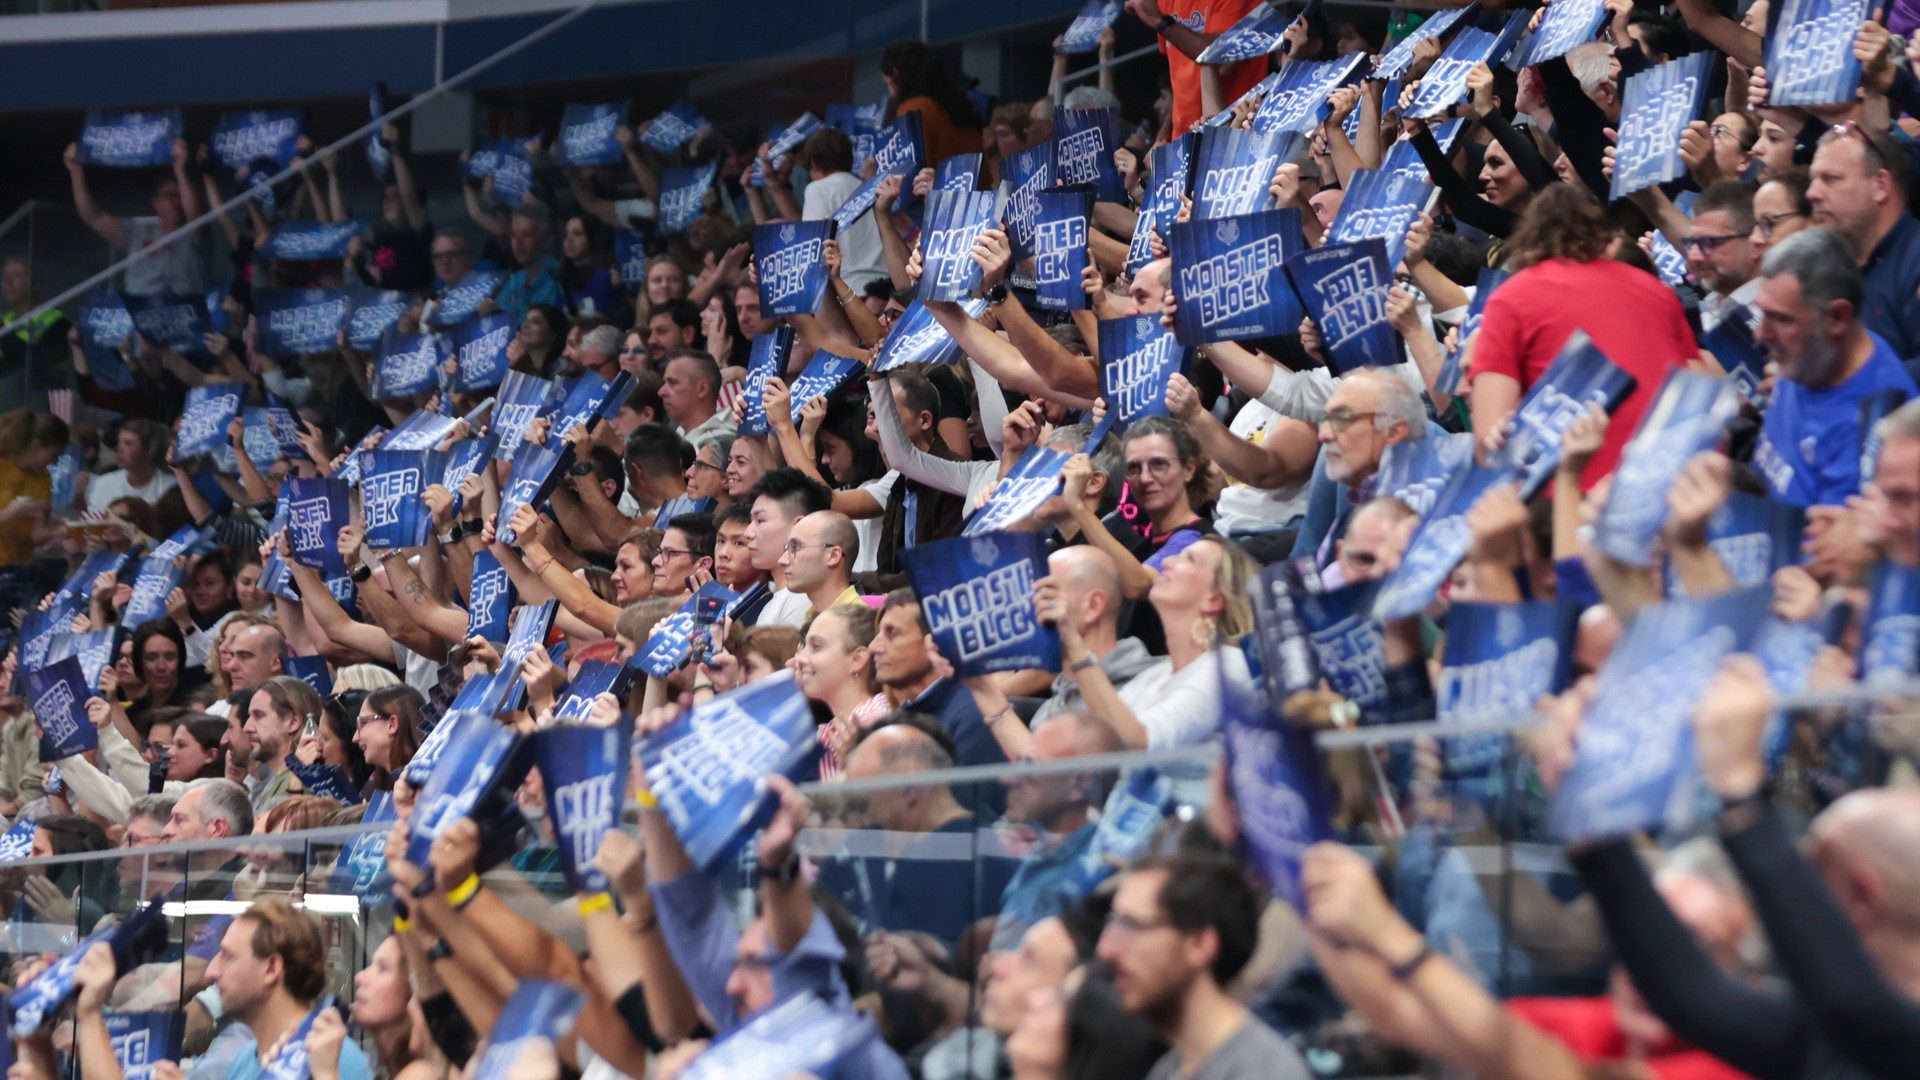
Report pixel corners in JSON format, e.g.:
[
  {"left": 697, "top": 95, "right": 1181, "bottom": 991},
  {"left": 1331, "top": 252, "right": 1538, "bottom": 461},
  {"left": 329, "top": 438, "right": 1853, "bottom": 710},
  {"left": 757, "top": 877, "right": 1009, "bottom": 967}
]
[
  {"left": 294, "top": 690, "right": 375, "bottom": 798},
  {"left": 684, "top": 432, "right": 736, "bottom": 509},
  {"left": 1006, "top": 964, "right": 1159, "bottom": 1080},
  {"left": 1749, "top": 167, "right": 1812, "bottom": 261},
  {"left": 1043, "top": 537, "right": 1258, "bottom": 749},
  {"left": 790, "top": 604, "right": 889, "bottom": 779},
  {"left": 353, "top": 685, "right": 425, "bottom": 795},
  {"left": 1060, "top": 416, "right": 1217, "bottom": 603}
]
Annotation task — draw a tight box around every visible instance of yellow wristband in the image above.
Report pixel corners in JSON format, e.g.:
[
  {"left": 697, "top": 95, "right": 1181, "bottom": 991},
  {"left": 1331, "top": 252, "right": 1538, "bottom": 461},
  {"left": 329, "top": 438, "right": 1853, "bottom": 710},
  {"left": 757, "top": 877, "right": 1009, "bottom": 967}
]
[
  {"left": 577, "top": 892, "right": 615, "bottom": 916},
  {"left": 445, "top": 873, "right": 482, "bottom": 909},
  {"left": 634, "top": 788, "right": 658, "bottom": 809},
  {"left": 392, "top": 915, "right": 412, "bottom": 933}
]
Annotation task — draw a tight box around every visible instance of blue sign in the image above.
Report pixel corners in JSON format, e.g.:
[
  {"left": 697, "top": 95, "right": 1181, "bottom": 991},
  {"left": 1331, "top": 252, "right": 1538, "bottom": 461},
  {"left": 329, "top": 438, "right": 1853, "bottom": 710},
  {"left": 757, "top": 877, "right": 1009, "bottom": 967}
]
[
  {"left": 746, "top": 112, "right": 823, "bottom": 188},
  {"left": 532, "top": 725, "right": 631, "bottom": 893},
  {"left": 639, "top": 583, "right": 740, "bottom": 677},
  {"left": 1286, "top": 237, "right": 1397, "bottom": 373},
  {"left": 1128, "top": 135, "right": 1193, "bottom": 274},
  {"left": 122, "top": 556, "right": 184, "bottom": 629},
  {"left": 638, "top": 100, "right": 706, "bottom": 153},
  {"left": 736, "top": 325, "right": 794, "bottom": 437},
  {"left": 447, "top": 313, "right": 513, "bottom": 394},
  {"left": 258, "top": 999, "right": 334, "bottom": 1080},
  {"left": 287, "top": 754, "right": 362, "bottom": 804},
  {"left": 1378, "top": 119, "right": 1468, "bottom": 184},
  {"left": 1701, "top": 308, "right": 1765, "bottom": 406},
  {"left": 496, "top": 440, "right": 571, "bottom": 546},
  {"left": 963, "top": 446, "right": 1071, "bottom": 536},
  {"left": 432, "top": 269, "right": 506, "bottom": 328},
  {"left": 360, "top": 450, "right": 440, "bottom": 550},
  {"left": 1059, "top": 0, "right": 1125, "bottom": 53},
  {"left": 557, "top": 102, "right": 626, "bottom": 167},
  {"left": 1188, "top": 127, "right": 1295, "bottom": 220},
  {"left": 681, "top": 993, "right": 879, "bottom": 1080},
  {"left": 1373, "top": 465, "right": 1513, "bottom": 621},
  {"left": 1220, "top": 657, "right": 1332, "bottom": 908},
  {"left": 1054, "top": 108, "right": 1126, "bottom": 203},
  {"left": 256, "top": 287, "right": 351, "bottom": 356},
  {"left": 466, "top": 138, "right": 534, "bottom": 207},
  {"left": 1591, "top": 370, "right": 1741, "bottom": 565},
  {"left": 1196, "top": 3, "right": 1296, "bottom": 63},
  {"left": 753, "top": 220, "right": 835, "bottom": 318},
  {"left": 407, "top": 710, "right": 529, "bottom": 873},
  {"left": 331, "top": 791, "right": 396, "bottom": 898},
  {"left": 1326, "top": 168, "right": 1436, "bottom": 271},
  {"left": 614, "top": 228, "right": 649, "bottom": 290},
  {"left": 1437, "top": 266, "right": 1511, "bottom": 396},
  {"left": 1550, "top": 586, "right": 1769, "bottom": 841},
  {"left": 347, "top": 288, "right": 410, "bottom": 351},
  {"left": 367, "top": 83, "right": 391, "bottom": 180},
  {"left": 0, "top": 818, "right": 32, "bottom": 863},
  {"left": 47, "top": 629, "right": 116, "bottom": 692},
  {"left": 463, "top": 552, "right": 516, "bottom": 645},
  {"left": 374, "top": 331, "right": 446, "bottom": 401},
  {"left": 174, "top": 382, "right": 246, "bottom": 458},
  {"left": 1859, "top": 386, "right": 1911, "bottom": 486},
  {"left": 1862, "top": 561, "right": 1920, "bottom": 685},
  {"left": 211, "top": 109, "right": 302, "bottom": 171},
  {"left": 470, "top": 983, "right": 586, "bottom": 1080},
  {"left": 829, "top": 161, "right": 917, "bottom": 233},
  {"left": 78, "top": 290, "right": 136, "bottom": 390},
  {"left": 1702, "top": 492, "right": 1806, "bottom": 588},
  {"left": 491, "top": 370, "right": 555, "bottom": 460},
  {"left": 1032, "top": 188, "right": 1095, "bottom": 312},
  {"left": 1611, "top": 52, "right": 1715, "bottom": 200},
  {"left": 1098, "top": 314, "right": 1186, "bottom": 424},
  {"left": 1253, "top": 55, "right": 1369, "bottom": 136},
  {"left": 553, "top": 661, "right": 624, "bottom": 724},
  {"left": 10, "top": 906, "right": 164, "bottom": 1037},
  {"left": 1510, "top": 0, "right": 1608, "bottom": 68},
  {"left": 552, "top": 371, "right": 631, "bottom": 440},
  {"left": 384, "top": 409, "right": 458, "bottom": 452},
  {"left": 1298, "top": 580, "right": 1389, "bottom": 722},
  {"left": 1764, "top": 0, "right": 1869, "bottom": 107},
  {"left": 53, "top": 550, "right": 128, "bottom": 616},
  {"left": 266, "top": 221, "right": 360, "bottom": 262},
  {"left": 1376, "top": 5, "right": 1480, "bottom": 79},
  {"left": 786, "top": 351, "right": 865, "bottom": 423},
  {"left": 659, "top": 160, "right": 721, "bottom": 235},
  {"left": 1000, "top": 143, "right": 1054, "bottom": 260},
  {"left": 904, "top": 532, "right": 1061, "bottom": 677},
  {"left": 49, "top": 444, "right": 83, "bottom": 515},
  {"left": 934, "top": 152, "right": 984, "bottom": 194},
  {"left": 872, "top": 299, "right": 985, "bottom": 373},
  {"left": 920, "top": 190, "right": 1003, "bottom": 302},
  {"left": 126, "top": 292, "right": 211, "bottom": 356},
  {"left": 1438, "top": 599, "right": 1573, "bottom": 780},
  {"left": 282, "top": 653, "right": 332, "bottom": 700},
  {"left": 635, "top": 672, "right": 821, "bottom": 872},
  {"left": 1491, "top": 330, "right": 1638, "bottom": 497},
  {"left": 283, "top": 476, "right": 352, "bottom": 572},
  {"left": 1376, "top": 432, "right": 1477, "bottom": 516},
  {"left": 1168, "top": 209, "right": 1307, "bottom": 344},
  {"left": 1403, "top": 28, "right": 1504, "bottom": 118},
  {"left": 25, "top": 657, "right": 98, "bottom": 763},
  {"left": 77, "top": 108, "right": 181, "bottom": 168}
]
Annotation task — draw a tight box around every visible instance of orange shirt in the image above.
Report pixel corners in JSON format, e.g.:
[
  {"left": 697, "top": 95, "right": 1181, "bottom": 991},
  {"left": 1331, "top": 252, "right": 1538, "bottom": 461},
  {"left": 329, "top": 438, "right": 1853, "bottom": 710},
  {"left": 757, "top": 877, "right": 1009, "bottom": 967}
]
[
  {"left": 1162, "top": 0, "right": 1270, "bottom": 136},
  {"left": 896, "top": 96, "right": 984, "bottom": 170}
]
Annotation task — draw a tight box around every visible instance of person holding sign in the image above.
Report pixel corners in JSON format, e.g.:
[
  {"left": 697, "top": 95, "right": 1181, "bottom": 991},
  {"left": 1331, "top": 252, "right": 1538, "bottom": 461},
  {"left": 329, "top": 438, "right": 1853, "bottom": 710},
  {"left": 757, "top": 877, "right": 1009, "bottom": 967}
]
[
  {"left": 206, "top": 899, "right": 374, "bottom": 1080},
  {"left": 64, "top": 139, "right": 209, "bottom": 297},
  {"left": 1061, "top": 416, "right": 1215, "bottom": 604}
]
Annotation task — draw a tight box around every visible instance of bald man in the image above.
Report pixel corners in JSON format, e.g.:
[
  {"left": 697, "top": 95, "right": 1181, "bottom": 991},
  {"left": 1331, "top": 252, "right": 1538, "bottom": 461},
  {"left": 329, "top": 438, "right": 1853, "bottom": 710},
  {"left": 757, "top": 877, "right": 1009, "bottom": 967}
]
[
  {"left": 779, "top": 510, "right": 861, "bottom": 617},
  {"left": 1029, "top": 547, "right": 1157, "bottom": 729}
]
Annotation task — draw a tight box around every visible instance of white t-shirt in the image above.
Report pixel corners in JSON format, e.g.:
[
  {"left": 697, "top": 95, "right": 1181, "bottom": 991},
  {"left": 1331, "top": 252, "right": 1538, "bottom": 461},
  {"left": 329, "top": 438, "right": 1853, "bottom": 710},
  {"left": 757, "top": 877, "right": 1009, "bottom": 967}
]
[
  {"left": 119, "top": 217, "right": 209, "bottom": 297},
  {"left": 852, "top": 471, "right": 898, "bottom": 573},
  {"left": 1212, "top": 399, "right": 1308, "bottom": 536},
  {"left": 800, "top": 172, "right": 886, "bottom": 288},
  {"left": 756, "top": 587, "right": 812, "bottom": 629},
  {"left": 1120, "top": 646, "right": 1254, "bottom": 749},
  {"left": 86, "top": 469, "right": 177, "bottom": 515},
  {"left": 610, "top": 197, "right": 658, "bottom": 226}
]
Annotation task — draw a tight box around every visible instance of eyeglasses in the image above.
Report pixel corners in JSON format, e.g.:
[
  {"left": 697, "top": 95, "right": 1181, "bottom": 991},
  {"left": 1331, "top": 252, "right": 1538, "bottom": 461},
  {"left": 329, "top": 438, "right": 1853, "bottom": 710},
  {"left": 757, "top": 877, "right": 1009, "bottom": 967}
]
[
  {"left": 655, "top": 546, "right": 698, "bottom": 562},
  {"left": 1682, "top": 232, "right": 1746, "bottom": 254},
  {"left": 1124, "top": 457, "right": 1179, "bottom": 478},
  {"left": 1320, "top": 409, "right": 1381, "bottom": 433},
  {"left": 781, "top": 540, "right": 838, "bottom": 557},
  {"left": 1345, "top": 551, "right": 1379, "bottom": 568},
  {"left": 1104, "top": 911, "right": 1176, "bottom": 939},
  {"left": 618, "top": 345, "right": 647, "bottom": 356},
  {"left": 430, "top": 250, "right": 466, "bottom": 262},
  {"left": 689, "top": 459, "right": 724, "bottom": 473},
  {"left": 357, "top": 712, "right": 396, "bottom": 728},
  {"left": 1755, "top": 211, "right": 1804, "bottom": 239}
]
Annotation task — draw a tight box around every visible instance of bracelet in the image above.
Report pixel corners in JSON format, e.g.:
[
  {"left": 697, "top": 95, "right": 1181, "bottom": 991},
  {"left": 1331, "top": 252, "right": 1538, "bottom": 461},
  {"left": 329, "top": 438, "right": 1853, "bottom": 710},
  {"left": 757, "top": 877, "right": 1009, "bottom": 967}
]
[
  {"left": 527, "top": 558, "right": 554, "bottom": 576},
  {"left": 985, "top": 705, "right": 1016, "bottom": 726},
  {"left": 1069, "top": 654, "right": 1099, "bottom": 674},
  {"left": 692, "top": 681, "right": 716, "bottom": 694},
  {"left": 577, "top": 891, "right": 615, "bottom": 916},
  {"left": 426, "top": 938, "right": 454, "bottom": 962},
  {"left": 445, "top": 873, "right": 482, "bottom": 910},
  {"left": 392, "top": 915, "right": 412, "bottom": 933},
  {"left": 1387, "top": 941, "right": 1433, "bottom": 982},
  {"left": 634, "top": 788, "right": 659, "bottom": 809}
]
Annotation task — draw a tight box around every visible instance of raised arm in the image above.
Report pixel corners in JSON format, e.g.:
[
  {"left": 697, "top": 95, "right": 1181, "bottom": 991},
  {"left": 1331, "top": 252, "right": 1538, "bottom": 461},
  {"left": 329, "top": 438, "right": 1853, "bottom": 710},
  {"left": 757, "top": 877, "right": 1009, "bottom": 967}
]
[{"left": 65, "top": 144, "right": 127, "bottom": 249}]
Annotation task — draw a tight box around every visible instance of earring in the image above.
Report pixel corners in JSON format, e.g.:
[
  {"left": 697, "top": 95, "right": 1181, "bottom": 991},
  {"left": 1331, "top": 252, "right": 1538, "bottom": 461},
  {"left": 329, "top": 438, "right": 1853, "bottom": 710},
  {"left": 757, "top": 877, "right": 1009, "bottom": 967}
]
[{"left": 1190, "top": 616, "right": 1217, "bottom": 649}]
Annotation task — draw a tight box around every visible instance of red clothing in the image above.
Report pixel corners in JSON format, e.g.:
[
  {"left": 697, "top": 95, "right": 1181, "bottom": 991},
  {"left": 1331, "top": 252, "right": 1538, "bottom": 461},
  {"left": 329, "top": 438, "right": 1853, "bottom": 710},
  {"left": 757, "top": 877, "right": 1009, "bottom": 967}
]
[
  {"left": 1508, "top": 997, "right": 1754, "bottom": 1080},
  {"left": 1161, "top": 0, "right": 1270, "bottom": 136},
  {"left": 1467, "top": 258, "right": 1697, "bottom": 489}
]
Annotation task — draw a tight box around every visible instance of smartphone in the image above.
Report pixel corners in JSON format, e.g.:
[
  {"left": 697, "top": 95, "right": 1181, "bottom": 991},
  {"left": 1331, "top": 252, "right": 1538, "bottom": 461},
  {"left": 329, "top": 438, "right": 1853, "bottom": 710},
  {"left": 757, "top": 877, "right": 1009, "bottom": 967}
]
[{"left": 689, "top": 593, "right": 726, "bottom": 666}]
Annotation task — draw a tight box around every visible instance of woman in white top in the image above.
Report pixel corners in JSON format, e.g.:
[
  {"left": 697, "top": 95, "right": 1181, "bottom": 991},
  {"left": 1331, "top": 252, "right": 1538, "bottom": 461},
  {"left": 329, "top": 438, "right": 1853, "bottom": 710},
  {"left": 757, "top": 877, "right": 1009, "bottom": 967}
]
[
  {"left": 1047, "top": 536, "right": 1259, "bottom": 750},
  {"left": 789, "top": 603, "right": 891, "bottom": 779}
]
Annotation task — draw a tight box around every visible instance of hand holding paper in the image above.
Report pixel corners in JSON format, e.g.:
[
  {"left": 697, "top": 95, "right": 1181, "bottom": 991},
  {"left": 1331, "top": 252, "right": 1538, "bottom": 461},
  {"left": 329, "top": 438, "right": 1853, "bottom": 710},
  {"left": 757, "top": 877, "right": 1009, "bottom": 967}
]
[{"left": 1689, "top": 655, "right": 1772, "bottom": 800}]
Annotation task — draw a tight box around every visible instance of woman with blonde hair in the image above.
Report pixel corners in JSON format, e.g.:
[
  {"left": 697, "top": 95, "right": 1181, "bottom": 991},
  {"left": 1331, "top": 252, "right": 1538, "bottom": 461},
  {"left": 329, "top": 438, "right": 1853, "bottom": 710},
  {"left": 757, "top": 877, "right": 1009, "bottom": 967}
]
[{"left": 790, "top": 604, "right": 890, "bottom": 778}]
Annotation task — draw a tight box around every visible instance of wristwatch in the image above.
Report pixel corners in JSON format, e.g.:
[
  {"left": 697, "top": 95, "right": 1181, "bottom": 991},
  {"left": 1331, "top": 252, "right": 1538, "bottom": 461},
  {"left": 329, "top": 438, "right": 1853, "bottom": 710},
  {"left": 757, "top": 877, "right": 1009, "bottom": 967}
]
[
  {"left": 984, "top": 282, "right": 1010, "bottom": 306},
  {"left": 760, "top": 850, "right": 802, "bottom": 885},
  {"left": 1155, "top": 13, "right": 1176, "bottom": 33},
  {"left": 568, "top": 460, "right": 596, "bottom": 477}
]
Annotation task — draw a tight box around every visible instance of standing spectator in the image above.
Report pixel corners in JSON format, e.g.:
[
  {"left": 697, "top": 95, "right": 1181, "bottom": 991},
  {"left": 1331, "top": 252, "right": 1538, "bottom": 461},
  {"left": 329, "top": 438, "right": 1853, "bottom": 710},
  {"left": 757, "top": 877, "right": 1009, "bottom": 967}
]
[
  {"left": 493, "top": 202, "right": 563, "bottom": 328},
  {"left": 1752, "top": 228, "right": 1918, "bottom": 507},
  {"left": 64, "top": 139, "right": 209, "bottom": 296},
  {"left": 87, "top": 419, "right": 176, "bottom": 514},
  {"left": 1098, "top": 852, "right": 1310, "bottom": 1079},
  {"left": 358, "top": 128, "right": 433, "bottom": 293},
  {"left": 1807, "top": 125, "right": 1920, "bottom": 378},
  {"left": 557, "top": 213, "right": 618, "bottom": 318},
  {"left": 207, "top": 899, "right": 375, "bottom": 1080},
  {"left": 1127, "top": 0, "right": 1270, "bottom": 137},
  {"left": 1467, "top": 184, "right": 1697, "bottom": 489},
  {"left": 879, "top": 40, "right": 985, "bottom": 167},
  {"left": 791, "top": 129, "right": 888, "bottom": 288}
]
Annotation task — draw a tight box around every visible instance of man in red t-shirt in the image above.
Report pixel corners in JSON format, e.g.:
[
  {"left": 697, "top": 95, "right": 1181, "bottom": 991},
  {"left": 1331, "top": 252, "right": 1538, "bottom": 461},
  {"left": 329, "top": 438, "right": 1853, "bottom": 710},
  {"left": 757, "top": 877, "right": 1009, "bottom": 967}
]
[
  {"left": 1126, "top": 0, "right": 1271, "bottom": 136},
  {"left": 1467, "top": 254, "right": 1699, "bottom": 489}
]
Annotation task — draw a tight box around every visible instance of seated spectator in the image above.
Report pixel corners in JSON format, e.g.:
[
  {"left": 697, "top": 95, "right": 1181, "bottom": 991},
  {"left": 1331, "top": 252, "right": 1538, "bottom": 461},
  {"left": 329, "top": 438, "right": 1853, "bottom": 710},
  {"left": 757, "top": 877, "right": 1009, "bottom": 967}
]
[{"left": 792, "top": 602, "right": 889, "bottom": 777}]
